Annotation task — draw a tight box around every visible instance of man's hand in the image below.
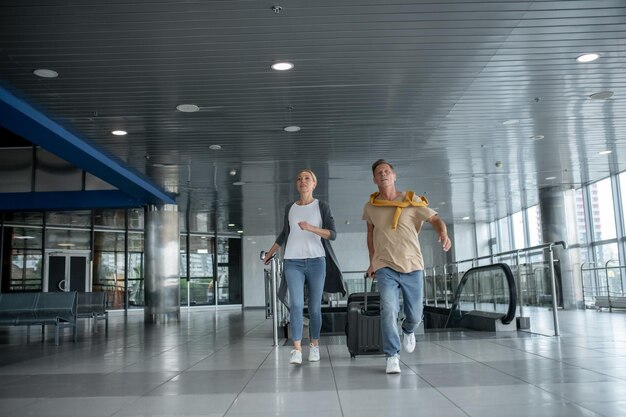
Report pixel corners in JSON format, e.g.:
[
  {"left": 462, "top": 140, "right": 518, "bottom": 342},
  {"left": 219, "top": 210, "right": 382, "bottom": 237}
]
[
  {"left": 439, "top": 234, "right": 452, "bottom": 252},
  {"left": 366, "top": 265, "right": 375, "bottom": 277}
]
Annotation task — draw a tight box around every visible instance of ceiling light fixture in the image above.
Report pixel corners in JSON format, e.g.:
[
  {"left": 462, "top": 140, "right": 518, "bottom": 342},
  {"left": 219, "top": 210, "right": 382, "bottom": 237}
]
[
  {"left": 209, "top": 144, "right": 222, "bottom": 150},
  {"left": 283, "top": 125, "right": 301, "bottom": 132},
  {"left": 233, "top": 181, "right": 246, "bottom": 186},
  {"left": 576, "top": 53, "right": 599, "bottom": 63},
  {"left": 237, "top": 230, "right": 243, "bottom": 234},
  {"left": 502, "top": 119, "right": 519, "bottom": 125},
  {"left": 176, "top": 104, "right": 200, "bottom": 113},
  {"left": 462, "top": 216, "right": 470, "bottom": 220},
  {"left": 111, "top": 130, "right": 127, "bottom": 136},
  {"left": 33, "top": 68, "right": 58, "bottom": 78},
  {"left": 589, "top": 91, "right": 614, "bottom": 100},
  {"left": 14, "top": 235, "right": 35, "bottom": 240},
  {"left": 271, "top": 62, "right": 294, "bottom": 71},
  {"left": 530, "top": 134, "right": 544, "bottom": 141},
  {"left": 228, "top": 223, "right": 235, "bottom": 227},
  {"left": 598, "top": 150, "right": 612, "bottom": 155},
  {"left": 545, "top": 176, "right": 556, "bottom": 180}
]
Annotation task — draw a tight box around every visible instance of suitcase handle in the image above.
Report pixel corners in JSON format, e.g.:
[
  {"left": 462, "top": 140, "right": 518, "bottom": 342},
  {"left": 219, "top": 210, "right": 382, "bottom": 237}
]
[{"left": 364, "top": 273, "right": 370, "bottom": 310}]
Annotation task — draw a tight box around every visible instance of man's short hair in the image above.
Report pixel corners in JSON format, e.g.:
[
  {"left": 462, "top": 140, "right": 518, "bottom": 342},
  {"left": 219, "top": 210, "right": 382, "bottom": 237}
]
[{"left": 371, "top": 159, "right": 393, "bottom": 175}]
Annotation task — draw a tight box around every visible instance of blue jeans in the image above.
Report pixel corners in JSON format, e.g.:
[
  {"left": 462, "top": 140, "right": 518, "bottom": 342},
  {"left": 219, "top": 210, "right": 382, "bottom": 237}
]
[
  {"left": 376, "top": 267, "right": 424, "bottom": 357},
  {"left": 283, "top": 257, "right": 326, "bottom": 342}
]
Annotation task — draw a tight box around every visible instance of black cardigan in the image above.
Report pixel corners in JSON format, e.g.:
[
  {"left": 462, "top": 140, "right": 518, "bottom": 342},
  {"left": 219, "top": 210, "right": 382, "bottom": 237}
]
[{"left": 275, "top": 200, "right": 346, "bottom": 296}]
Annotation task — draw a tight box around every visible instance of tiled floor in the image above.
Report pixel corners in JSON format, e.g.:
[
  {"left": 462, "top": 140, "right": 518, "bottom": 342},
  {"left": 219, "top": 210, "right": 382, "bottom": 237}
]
[{"left": 1, "top": 307, "right": 626, "bottom": 416}]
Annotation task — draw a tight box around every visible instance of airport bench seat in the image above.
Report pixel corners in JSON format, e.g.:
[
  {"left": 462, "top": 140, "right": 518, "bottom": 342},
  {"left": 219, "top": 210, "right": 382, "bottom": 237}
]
[{"left": 0, "top": 292, "right": 77, "bottom": 345}]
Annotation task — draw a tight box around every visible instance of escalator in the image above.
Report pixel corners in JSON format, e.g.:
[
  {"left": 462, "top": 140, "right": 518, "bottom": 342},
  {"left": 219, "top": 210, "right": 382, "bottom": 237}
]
[{"left": 424, "top": 263, "right": 518, "bottom": 331}]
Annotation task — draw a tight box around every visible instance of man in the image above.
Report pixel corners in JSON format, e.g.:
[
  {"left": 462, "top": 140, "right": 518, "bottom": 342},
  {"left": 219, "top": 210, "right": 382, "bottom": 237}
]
[{"left": 362, "top": 159, "right": 452, "bottom": 374}]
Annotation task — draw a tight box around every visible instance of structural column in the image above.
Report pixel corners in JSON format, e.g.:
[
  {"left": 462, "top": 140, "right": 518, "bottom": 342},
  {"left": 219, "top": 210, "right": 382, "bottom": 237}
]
[
  {"left": 538, "top": 186, "right": 579, "bottom": 309},
  {"left": 144, "top": 204, "right": 180, "bottom": 323}
]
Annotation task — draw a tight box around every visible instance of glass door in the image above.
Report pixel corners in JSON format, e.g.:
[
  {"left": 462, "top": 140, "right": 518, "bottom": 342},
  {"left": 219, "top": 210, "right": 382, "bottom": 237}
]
[{"left": 45, "top": 251, "right": 90, "bottom": 292}]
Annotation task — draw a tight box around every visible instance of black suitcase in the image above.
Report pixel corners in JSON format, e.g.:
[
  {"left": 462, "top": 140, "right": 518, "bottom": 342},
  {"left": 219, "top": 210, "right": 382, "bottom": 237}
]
[{"left": 345, "top": 275, "right": 384, "bottom": 358}]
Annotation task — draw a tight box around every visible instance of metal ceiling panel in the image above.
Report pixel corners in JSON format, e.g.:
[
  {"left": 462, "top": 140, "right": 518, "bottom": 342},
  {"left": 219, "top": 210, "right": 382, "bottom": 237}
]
[{"left": 0, "top": 0, "right": 625, "bottom": 235}]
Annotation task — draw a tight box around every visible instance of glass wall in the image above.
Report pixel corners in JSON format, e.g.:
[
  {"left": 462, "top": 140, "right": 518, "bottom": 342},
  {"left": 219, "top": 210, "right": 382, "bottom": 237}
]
[
  {"left": 512, "top": 211, "right": 525, "bottom": 249},
  {"left": 589, "top": 178, "right": 616, "bottom": 241},
  {"left": 3, "top": 226, "right": 43, "bottom": 291},
  {"left": 497, "top": 217, "right": 511, "bottom": 252},
  {"left": 526, "top": 205, "right": 542, "bottom": 246},
  {"left": 1, "top": 209, "right": 242, "bottom": 310},
  {"left": 180, "top": 235, "right": 214, "bottom": 306},
  {"left": 93, "top": 230, "right": 126, "bottom": 309}
]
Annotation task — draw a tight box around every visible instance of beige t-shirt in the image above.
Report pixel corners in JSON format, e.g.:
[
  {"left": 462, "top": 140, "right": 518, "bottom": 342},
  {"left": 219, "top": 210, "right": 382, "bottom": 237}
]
[{"left": 362, "top": 192, "right": 437, "bottom": 273}]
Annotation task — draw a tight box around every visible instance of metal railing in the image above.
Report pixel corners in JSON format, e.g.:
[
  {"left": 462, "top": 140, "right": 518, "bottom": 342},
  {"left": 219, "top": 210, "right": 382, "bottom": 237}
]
[
  {"left": 429, "top": 241, "right": 567, "bottom": 336},
  {"left": 580, "top": 260, "right": 626, "bottom": 312},
  {"left": 260, "top": 251, "right": 281, "bottom": 347}
]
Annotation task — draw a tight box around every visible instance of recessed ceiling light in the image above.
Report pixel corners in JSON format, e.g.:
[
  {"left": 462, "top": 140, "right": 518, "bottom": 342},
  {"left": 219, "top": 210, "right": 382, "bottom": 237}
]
[
  {"left": 233, "top": 181, "right": 246, "bottom": 186},
  {"left": 530, "top": 134, "right": 544, "bottom": 140},
  {"left": 502, "top": 119, "right": 519, "bottom": 125},
  {"left": 576, "top": 53, "right": 599, "bottom": 63},
  {"left": 271, "top": 62, "right": 294, "bottom": 71},
  {"left": 111, "top": 130, "right": 127, "bottom": 136},
  {"left": 33, "top": 68, "right": 58, "bottom": 78},
  {"left": 237, "top": 230, "right": 243, "bottom": 234},
  {"left": 545, "top": 176, "right": 556, "bottom": 180},
  {"left": 589, "top": 91, "right": 614, "bottom": 100},
  {"left": 228, "top": 223, "right": 235, "bottom": 227},
  {"left": 598, "top": 150, "right": 612, "bottom": 155},
  {"left": 283, "top": 125, "right": 301, "bottom": 132},
  {"left": 58, "top": 243, "right": 76, "bottom": 247},
  {"left": 209, "top": 144, "right": 222, "bottom": 150},
  {"left": 176, "top": 104, "right": 200, "bottom": 112},
  {"left": 462, "top": 216, "right": 470, "bottom": 220},
  {"left": 14, "top": 235, "right": 35, "bottom": 240}
]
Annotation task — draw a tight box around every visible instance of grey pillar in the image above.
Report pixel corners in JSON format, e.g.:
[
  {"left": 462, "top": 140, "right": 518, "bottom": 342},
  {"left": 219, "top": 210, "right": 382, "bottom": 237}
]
[
  {"left": 144, "top": 204, "right": 180, "bottom": 323},
  {"left": 538, "top": 187, "right": 578, "bottom": 309}
]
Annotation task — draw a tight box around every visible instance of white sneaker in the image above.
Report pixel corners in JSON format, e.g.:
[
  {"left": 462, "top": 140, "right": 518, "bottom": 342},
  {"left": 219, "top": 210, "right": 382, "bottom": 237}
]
[
  {"left": 402, "top": 332, "right": 416, "bottom": 353},
  {"left": 308, "top": 344, "right": 320, "bottom": 362},
  {"left": 289, "top": 349, "right": 302, "bottom": 365},
  {"left": 386, "top": 355, "right": 401, "bottom": 374}
]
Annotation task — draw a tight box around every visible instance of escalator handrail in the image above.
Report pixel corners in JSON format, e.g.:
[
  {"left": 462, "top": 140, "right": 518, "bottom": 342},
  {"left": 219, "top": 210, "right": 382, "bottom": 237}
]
[{"left": 447, "top": 263, "right": 517, "bottom": 325}]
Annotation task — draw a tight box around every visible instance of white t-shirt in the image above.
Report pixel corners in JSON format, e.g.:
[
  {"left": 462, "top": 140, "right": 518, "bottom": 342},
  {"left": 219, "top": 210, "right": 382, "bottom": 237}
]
[{"left": 283, "top": 199, "right": 326, "bottom": 259}]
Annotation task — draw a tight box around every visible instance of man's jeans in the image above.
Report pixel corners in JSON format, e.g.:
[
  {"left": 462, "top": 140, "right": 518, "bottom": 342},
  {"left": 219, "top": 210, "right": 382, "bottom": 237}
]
[
  {"left": 376, "top": 267, "right": 424, "bottom": 357},
  {"left": 283, "top": 257, "right": 326, "bottom": 342}
]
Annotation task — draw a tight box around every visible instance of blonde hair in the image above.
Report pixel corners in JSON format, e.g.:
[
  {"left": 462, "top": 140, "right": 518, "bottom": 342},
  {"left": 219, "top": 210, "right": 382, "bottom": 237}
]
[{"left": 296, "top": 169, "right": 317, "bottom": 184}]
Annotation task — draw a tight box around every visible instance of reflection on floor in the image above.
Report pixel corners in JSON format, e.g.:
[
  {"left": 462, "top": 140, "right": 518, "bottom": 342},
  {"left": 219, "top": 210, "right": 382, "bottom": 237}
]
[{"left": 0, "top": 307, "right": 626, "bottom": 417}]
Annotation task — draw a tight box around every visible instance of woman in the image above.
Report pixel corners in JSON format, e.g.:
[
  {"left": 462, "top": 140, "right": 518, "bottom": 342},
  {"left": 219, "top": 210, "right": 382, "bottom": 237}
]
[{"left": 264, "top": 169, "right": 345, "bottom": 365}]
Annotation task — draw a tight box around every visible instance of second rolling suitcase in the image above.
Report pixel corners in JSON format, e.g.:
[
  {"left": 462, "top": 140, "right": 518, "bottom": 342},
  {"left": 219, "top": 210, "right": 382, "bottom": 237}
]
[{"left": 345, "top": 274, "right": 384, "bottom": 358}]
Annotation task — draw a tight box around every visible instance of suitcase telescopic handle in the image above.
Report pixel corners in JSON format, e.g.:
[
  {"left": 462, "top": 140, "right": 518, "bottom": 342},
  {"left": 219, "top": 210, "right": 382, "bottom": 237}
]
[{"left": 364, "top": 273, "right": 370, "bottom": 310}]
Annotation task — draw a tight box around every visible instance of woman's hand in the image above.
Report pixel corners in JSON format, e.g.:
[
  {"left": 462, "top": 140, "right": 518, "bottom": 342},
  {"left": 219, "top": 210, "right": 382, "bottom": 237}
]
[
  {"left": 263, "top": 251, "right": 274, "bottom": 265},
  {"left": 263, "top": 243, "right": 280, "bottom": 265},
  {"left": 298, "top": 221, "right": 312, "bottom": 232}
]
